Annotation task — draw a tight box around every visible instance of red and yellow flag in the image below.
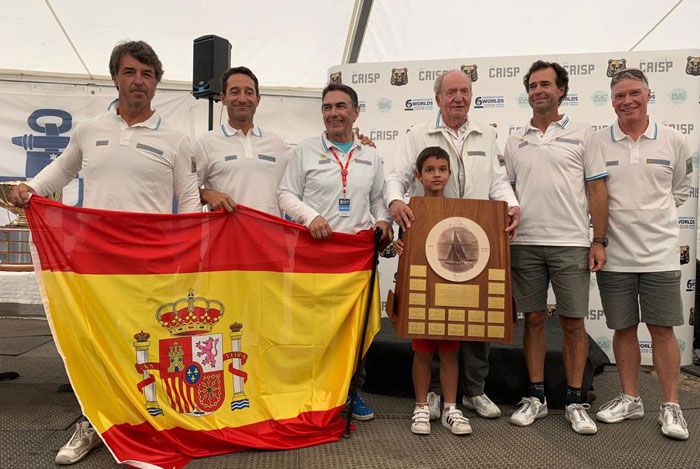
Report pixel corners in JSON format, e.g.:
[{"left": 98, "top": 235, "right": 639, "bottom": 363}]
[{"left": 26, "top": 196, "right": 381, "bottom": 468}]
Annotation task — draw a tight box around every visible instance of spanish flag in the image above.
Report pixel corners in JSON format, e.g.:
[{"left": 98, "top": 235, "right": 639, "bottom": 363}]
[{"left": 26, "top": 196, "right": 381, "bottom": 468}]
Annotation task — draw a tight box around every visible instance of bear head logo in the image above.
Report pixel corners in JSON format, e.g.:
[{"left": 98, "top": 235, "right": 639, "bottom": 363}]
[
  {"left": 460, "top": 64, "right": 478, "bottom": 82},
  {"left": 607, "top": 59, "right": 627, "bottom": 77},
  {"left": 329, "top": 71, "right": 342, "bottom": 84},
  {"left": 686, "top": 56, "right": 700, "bottom": 76},
  {"left": 390, "top": 68, "right": 408, "bottom": 86}
]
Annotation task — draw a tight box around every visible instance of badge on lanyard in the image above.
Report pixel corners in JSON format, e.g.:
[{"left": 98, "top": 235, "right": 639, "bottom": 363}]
[
  {"left": 330, "top": 147, "right": 354, "bottom": 218},
  {"left": 339, "top": 197, "right": 351, "bottom": 217}
]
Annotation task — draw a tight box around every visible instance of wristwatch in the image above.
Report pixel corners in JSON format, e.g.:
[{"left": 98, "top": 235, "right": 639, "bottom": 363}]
[{"left": 591, "top": 237, "right": 608, "bottom": 247}]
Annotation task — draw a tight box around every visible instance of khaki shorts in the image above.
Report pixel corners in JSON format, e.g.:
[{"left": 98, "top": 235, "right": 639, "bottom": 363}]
[
  {"left": 596, "top": 270, "right": 683, "bottom": 330},
  {"left": 511, "top": 245, "right": 590, "bottom": 318}
]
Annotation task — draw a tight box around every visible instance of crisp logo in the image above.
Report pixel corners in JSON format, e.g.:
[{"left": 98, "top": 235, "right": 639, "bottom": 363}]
[
  {"left": 368, "top": 130, "right": 399, "bottom": 141},
  {"left": 562, "top": 64, "right": 595, "bottom": 75},
  {"left": 663, "top": 123, "right": 694, "bottom": 135},
  {"left": 418, "top": 68, "right": 449, "bottom": 82},
  {"left": 639, "top": 59, "right": 673, "bottom": 73},
  {"left": 489, "top": 66, "right": 520, "bottom": 78},
  {"left": 352, "top": 72, "right": 380, "bottom": 84}
]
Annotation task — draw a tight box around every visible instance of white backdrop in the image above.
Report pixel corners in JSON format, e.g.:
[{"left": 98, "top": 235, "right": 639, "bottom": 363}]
[{"left": 331, "top": 49, "right": 700, "bottom": 366}]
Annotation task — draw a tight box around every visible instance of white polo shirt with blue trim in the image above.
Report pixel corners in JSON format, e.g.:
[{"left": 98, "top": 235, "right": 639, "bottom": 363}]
[
  {"left": 503, "top": 115, "right": 607, "bottom": 247},
  {"left": 587, "top": 120, "right": 691, "bottom": 271},
  {"left": 193, "top": 122, "right": 290, "bottom": 216},
  {"left": 30, "top": 101, "right": 201, "bottom": 214}
]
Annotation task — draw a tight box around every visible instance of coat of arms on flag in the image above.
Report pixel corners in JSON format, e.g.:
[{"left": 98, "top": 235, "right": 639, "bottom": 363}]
[{"left": 134, "top": 289, "right": 249, "bottom": 417}]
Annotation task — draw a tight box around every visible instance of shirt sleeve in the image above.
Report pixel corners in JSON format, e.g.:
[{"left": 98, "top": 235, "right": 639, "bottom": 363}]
[
  {"left": 384, "top": 129, "right": 417, "bottom": 206},
  {"left": 190, "top": 137, "right": 208, "bottom": 188},
  {"left": 173, "top": 136, "right": 203, "bottom": 213},
  {"left": 277, "top": 145, "right": 320, "bottom": 227},
  {"left": 502, "top": 137, "right": 517, "bottom": 185},
  {"left": 488, "top": 138, "right": 519, "bottom": 207},
  {"left": 369, "top": 152, "right": 392, "bottom": 223},
  {"left": 672, "top": 133, "right": 692, "bottom": 208},
  {"left": 29, "top": 124, "right": 84, "bottom": 196},
  {"left": 583, "top": 126, "right": 608, "bottom": 181}
]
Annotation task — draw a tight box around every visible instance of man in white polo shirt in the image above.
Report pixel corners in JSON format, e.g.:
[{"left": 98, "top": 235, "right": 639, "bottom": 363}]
[
  {"left": 278, "top": 82, "right": 392, "bottom": 421},
  {"left": 10, "top": 40, "right": 200, "bottom": 464},
  {"left": 384, "top": 69, "right": 520, "bottom": 431},
  {"left": 503, "top": 60, "right": 608, "bottom": 435},
  {"left": 193, "top": 66, "right": 290, "bottom": 215},
  {"left": 590, "top": 68, "right": 691, "bottom": 440}
]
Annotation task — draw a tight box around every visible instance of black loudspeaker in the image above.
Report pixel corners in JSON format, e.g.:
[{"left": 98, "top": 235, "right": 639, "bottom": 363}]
[{"left": 192, "top": 35, "right": 231, "bottom": 101}]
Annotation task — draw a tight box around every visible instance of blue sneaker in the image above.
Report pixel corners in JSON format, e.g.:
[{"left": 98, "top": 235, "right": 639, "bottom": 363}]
[{"left": 347, "top": 392, "right": 374, "bottom": 420}]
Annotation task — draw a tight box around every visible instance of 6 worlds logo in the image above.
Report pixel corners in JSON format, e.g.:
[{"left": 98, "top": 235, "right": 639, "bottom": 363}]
[{"left": 474, "top": 95, "right": 504, "bottom": 109}]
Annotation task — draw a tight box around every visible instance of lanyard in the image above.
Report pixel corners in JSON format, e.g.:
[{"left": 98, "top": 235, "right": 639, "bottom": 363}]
[{"left": 329, "top": 147, "right": 355, "bottom": 195}]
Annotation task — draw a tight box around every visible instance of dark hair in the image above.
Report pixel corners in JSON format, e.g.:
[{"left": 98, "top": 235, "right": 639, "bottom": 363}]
[
  {"left": 109, "top": 41, "right": 163, "bottom": 82},
  {"left": 221, "top": 66, "right": 260, "bottom": 96},
  {"left": 523, "top": 60, "right": 569, "bottom": 103},
  {"left": 321, "top": 83, "right": 359, "bottom": 109},
  {"left": 416, "top": 146, "right": 451, "bottom": 173}
]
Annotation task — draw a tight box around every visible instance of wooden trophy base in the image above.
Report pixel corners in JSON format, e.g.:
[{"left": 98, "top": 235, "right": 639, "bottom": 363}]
[{"left": 387, "top": 197, "right": 512, "bottom": 343}]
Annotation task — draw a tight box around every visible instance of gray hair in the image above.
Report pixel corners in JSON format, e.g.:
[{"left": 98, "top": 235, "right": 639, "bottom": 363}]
[{"left": 433, "top": 69, "right": 471, "bottom": 95}]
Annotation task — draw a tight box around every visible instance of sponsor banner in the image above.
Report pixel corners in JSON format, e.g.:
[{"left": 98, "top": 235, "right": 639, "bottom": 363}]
[{"left": 332, "top": 49, "right": 700, "bottom": 366}]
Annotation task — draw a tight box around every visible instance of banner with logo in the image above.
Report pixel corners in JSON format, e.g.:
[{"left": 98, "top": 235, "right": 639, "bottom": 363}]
[
  {"left": 331, "top": 49, "right": 700, "bottom": 365},
  {"left": 0, "top": 82, "right": 197, "bottom": 218},
  {"left": 26, "top": 196, "right": 380, "bottom": 468}
]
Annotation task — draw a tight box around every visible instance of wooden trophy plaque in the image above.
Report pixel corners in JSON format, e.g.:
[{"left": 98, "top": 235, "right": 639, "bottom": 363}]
[{"left": 387, "top": 197, "right": 512, "bottom": 343}]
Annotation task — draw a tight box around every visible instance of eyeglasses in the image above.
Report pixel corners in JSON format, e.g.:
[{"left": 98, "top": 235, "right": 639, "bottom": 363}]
[{"left": 610, "top": 68, "right": 649, "bottom": 88}]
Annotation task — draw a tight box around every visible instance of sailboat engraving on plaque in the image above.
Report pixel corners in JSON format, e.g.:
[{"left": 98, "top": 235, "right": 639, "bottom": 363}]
[{"left": 387, "top": 197, "right": 512, "bottom": 343}]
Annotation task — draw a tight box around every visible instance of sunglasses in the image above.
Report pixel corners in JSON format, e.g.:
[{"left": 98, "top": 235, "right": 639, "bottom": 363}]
[{"left": 611, "top": 68, "right": 649, "bottom": 87}]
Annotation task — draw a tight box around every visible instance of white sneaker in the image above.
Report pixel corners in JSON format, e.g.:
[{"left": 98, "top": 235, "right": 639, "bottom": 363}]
[
  {"left": 55, "top": 421, "right": 103, "bottom": 465},
  {"left": 658, "top": 403, "right": 689, "bottom": 440},
  {"left": 411, "top": 406, "right": 431, "bottom": 435},
  {"left": 510, "top": 397, "right": 548, "bottom": 426},
  {"left": 441, "top": 406, "right": 472, "bottom": 435},
  {"left": 462, "top": 394, "right": 501, "bottom": 418},
  {"left": 427, "top": 391, "right": 441, "bottom": 420},
  {"left": 596, "top": 393, "right": 644, "bottom": 423},
  {"left": 565, "top": 403, "right": 598, "bottom": 435}
]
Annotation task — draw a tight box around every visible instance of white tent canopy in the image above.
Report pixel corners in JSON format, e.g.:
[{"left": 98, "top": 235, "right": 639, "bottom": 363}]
[{"left": 0, "top": 0, "right": 697, "bottom": 89}]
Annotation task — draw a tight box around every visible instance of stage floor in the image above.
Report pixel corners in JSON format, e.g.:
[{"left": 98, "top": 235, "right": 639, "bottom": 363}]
[{"left": 1, "top": 317, "right": 699, "bottom": 468}]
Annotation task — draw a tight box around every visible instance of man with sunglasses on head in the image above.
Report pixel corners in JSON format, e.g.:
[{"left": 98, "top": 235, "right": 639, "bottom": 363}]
[{"left": 588, "top": 68, "right": 691, "bottom": 440}]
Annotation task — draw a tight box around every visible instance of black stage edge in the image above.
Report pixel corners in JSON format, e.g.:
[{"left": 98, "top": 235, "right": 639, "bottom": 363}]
[
  {"left": 682, "top": 364, "right": 700, "bottom": 378},
  {"left": 364, "top": 315, "right": 610, "bottom": 409}
]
